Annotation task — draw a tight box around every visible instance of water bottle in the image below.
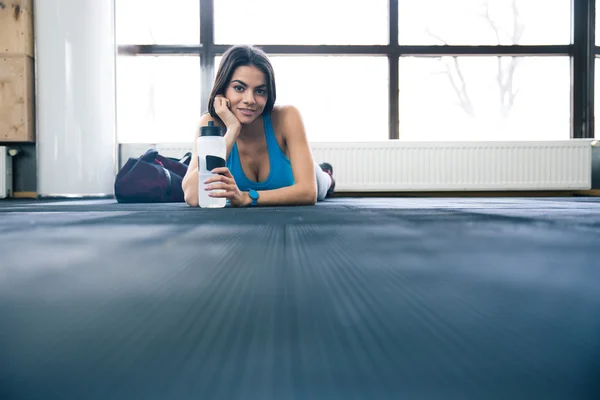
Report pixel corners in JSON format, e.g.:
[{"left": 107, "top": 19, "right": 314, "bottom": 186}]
[{"left": 197, "top": 121, "right": 226, "bottom": 208}]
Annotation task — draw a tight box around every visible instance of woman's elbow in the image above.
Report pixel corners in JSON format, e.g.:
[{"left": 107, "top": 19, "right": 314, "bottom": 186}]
[
  {"left": 183, "top": 182, "right": 199, "bottom": 207},
  {"left": 300, "top": 186, "right": 317, "bottom": 206},
  {"left": 184, "top": 189, "right": 198, "bottom": 207},
  {"left": 182, "top": 169, "right": 199, "bottom": 207}
]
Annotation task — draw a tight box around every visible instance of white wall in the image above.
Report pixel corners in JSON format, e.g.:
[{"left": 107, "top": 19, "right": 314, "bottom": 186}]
[{"left": 35, "top": 0, "right": 117, "bottom": 196}]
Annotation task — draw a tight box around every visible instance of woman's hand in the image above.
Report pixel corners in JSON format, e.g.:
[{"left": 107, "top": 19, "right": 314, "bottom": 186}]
[
  {"left": 203, "top": 167, "right": 251, "bottom": 207},
  {"left": 214, "top": 95, "right": 241, "bottom": 130}
]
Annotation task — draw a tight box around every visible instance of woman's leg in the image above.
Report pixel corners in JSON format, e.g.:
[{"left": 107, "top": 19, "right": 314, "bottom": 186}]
[{"left": 314, "top": 162, "right": 334, "bottom": 201}]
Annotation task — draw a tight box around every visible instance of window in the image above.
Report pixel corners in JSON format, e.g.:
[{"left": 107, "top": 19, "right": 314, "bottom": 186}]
[
  {"left": 597, "top": 1, "right": 600, "bottom": 45},
  {"left": 399, "top": 56, "right": 571, "bottom": 140},
  {"left": 596, "top": 58, "right": 600, "bottom": 138},
  {"left": 215, "top": 0, "right": 388, "bottom": 45},
  {"left": 116, "top": 0, "right": 200, "bottom": 45},
  {"left": 116, "top": 56, "right": 201, "bottom": 143},
  {"left": 399, "top": 0, "right": 571, "bottom": 45},
  {"left": 216, "top": 56, "right": 389, "bottom": 142},
  {"left": 115, "top": 0, "right": 592, "bottom": 142}
]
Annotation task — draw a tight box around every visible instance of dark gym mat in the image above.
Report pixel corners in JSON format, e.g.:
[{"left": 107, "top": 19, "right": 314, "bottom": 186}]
[{"left": 1, "top": 198, "right": 599, "bottom": 399}]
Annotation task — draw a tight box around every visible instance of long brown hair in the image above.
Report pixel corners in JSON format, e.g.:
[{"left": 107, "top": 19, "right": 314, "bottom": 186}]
[{"left": 208, "top": 45, "right": 276, "bottom": 123}]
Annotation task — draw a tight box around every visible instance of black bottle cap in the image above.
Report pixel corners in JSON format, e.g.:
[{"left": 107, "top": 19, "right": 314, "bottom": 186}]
[{"left": 200, "top": 121, "right": 224, "bottom": 137}]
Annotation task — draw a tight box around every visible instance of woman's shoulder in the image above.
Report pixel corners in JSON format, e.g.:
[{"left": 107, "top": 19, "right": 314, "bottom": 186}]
[
  {"left": 270, "top": 104, "right": 303, "bottom": 127},
  {"left": 271, "top": 104, "right": 301, "bottom": 117},
  {"left": 270, "top": 105, "right": 306, "bottom": 141}
]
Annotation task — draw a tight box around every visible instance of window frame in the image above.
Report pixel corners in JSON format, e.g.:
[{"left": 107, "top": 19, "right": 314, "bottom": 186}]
[{"left": 117, "top": 0, "right": 596, "bottom": 139}]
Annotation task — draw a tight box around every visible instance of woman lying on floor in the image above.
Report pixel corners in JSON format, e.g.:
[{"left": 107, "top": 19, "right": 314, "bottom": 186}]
[{"left": 182, "top": 44, "right": 335, "bottom": 207}]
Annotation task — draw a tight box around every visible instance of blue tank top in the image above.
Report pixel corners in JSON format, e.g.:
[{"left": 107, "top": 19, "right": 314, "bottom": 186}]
[{"left": 227, "top": 114, "right": 295, "bottom": 191}]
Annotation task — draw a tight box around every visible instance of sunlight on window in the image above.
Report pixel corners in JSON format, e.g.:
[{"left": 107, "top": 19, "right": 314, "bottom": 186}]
[
  {"left": 114, "top": 0, "right": 578, "bottom": 143},
  {"left": 215, "top": 0, "right": 388, "bottom": 45},
  {"left": 596, "top": 58, "right": 600, "bottom": 138},
  {"left": 117, "top": 56, "right": 201, "bottom": 143},
  {"left": 597, "top": 2, "right": 600, "bottom": 45},
  {"left": 399, "top": 0, "right": 571, "bottom": 45},
  {"left": 399, "top": 56, "right": 571, "bottom": 140},
  {"left": 215, "top": 55, "right": 389, "bottom": 142},
  {"left": 116, "top": 0, "right": 200, "bottom": 44},
  {"left": 272, "top": 57, "right": 389, "bottom": 142}
]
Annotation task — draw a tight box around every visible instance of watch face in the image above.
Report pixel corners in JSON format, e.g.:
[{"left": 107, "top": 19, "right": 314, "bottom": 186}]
[{"left": 249, "top": 190, "right": 258, "bottom": 200}]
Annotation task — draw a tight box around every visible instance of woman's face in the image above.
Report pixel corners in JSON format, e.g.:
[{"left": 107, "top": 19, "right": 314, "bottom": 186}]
[{"left": 224, "top": 65, "right": 268, "bottom": 125}]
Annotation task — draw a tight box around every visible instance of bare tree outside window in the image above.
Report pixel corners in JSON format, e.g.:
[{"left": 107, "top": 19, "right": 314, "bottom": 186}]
[{"left": 427, "top": 0, "right": 523, "bottom": 122}]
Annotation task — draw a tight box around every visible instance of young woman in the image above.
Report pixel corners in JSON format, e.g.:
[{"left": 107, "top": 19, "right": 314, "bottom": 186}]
[{"left": 182, "top": 44, "right": 335, "bottom": 207}]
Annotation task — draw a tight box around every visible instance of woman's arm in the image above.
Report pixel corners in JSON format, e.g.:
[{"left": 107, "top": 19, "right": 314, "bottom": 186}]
[{"left": 250, "top": 105, "right": 318, "bottom": 206}]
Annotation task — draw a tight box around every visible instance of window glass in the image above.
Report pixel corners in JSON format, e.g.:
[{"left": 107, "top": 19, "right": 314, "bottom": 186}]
[
  {"left": 595, "top": 58, "right": 600, "bottom": 138},
  {"left": 215, "top": 0, "right": 388, "bottom": 45},
  {"left": 597, "top": 1, "right": 600, "bottom": 45},
  {"left": 116, "top": 0, "right": 200, "bottom": 45},
  {"left": 399, "top": 0, "right": 571, "bottom": 45},
  {"left": 399, "top": 56, "right": 571, "bottom": 140},
  {"left": 117, "top": 56, "right": 201, "bottom": 143}
]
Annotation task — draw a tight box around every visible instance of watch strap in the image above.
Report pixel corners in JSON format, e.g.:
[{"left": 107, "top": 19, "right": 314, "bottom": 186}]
[{"left": 249, "top": 189, "right": 259, "bottom": 206}]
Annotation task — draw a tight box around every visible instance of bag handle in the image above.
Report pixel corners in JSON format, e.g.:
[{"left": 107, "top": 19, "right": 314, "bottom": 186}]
[{"left": 179, "top": 152, "right": 192, "bottom": 166}]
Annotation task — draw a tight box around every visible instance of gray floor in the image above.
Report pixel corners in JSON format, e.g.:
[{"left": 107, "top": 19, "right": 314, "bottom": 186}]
[{"left": 1, "top": 197, "right": 600, "bottom": 399}]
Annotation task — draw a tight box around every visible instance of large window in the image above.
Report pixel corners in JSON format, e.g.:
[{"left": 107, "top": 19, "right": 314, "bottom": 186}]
[{"left": 116, "top": 0, "right": 595, "bottom": 143}]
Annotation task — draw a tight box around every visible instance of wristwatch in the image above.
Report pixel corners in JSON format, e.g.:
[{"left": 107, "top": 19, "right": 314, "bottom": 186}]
[{"left": 248, "top": 189, "right": 259, "bottom": 207}]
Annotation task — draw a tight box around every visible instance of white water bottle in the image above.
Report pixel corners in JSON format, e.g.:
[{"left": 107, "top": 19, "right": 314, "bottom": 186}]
[{"left": 197, "top": 121, "right": 227, "bottom": 208}]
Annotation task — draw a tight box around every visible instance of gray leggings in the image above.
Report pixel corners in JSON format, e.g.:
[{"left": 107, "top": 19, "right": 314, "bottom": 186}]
[{"left": 314, "top": 162, "right": 332, "bottom": 201}]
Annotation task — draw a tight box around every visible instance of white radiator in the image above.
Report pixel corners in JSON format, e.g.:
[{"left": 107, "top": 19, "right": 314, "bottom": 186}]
[
  {"left": 119, "top": 140, "right": 593, "bottom": 191},
  {"left": 0, "top": 147, "right": 13, "bottom": 199}
]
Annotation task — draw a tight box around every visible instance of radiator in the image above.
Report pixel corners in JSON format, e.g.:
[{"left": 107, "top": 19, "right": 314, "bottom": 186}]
[
  {"left": 0, "top": 147, "right": 13, "bottom": 199},
  {"left": 119, "top": 140, "right": 593, "bottom": 191}
]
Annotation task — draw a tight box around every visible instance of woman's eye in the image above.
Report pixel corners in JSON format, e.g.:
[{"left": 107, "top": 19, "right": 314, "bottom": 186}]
[
  {"left": 256, "top": 89, "right": 266, "bottom": 95},
  {"left": 234, "top": 86, "right": 244, "bottom": 92}
]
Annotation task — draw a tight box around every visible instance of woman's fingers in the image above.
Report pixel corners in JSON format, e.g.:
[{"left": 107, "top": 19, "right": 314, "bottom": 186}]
[
  {"left": 203, "top": 173, "right": 233, "bottom": 185},
  {"left": 206, "top": 184, "right": 235, "bottom": 197},
  {"left": 202, "top": 167, "right": 238, "bottom": 198},
  {"left": 208, "top": 190, "right": 232, "bottom": 198},
  {"left": 204, "top": 182, "right": 234, "bottom": 192},
  {"left": 215, "top": 96, "right": 230, "bottom": 109},
  {"left": 211, "top": 167, "right": 233, "bottom": 177}
]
